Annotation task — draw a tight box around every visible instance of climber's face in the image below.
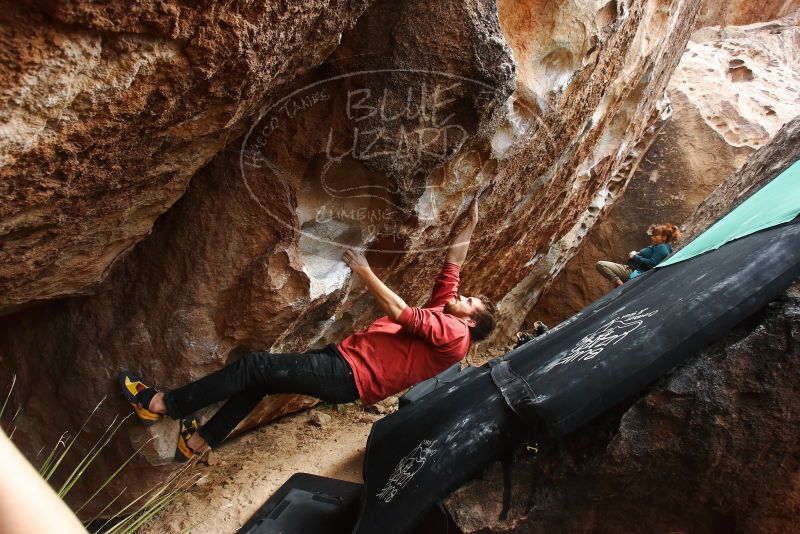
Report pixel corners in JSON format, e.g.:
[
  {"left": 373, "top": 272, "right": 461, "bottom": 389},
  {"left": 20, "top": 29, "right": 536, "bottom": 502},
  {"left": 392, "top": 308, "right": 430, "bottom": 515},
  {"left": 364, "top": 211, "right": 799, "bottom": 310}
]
[{"left": 444, "top": 295, "right": 485, "bottom": 326}]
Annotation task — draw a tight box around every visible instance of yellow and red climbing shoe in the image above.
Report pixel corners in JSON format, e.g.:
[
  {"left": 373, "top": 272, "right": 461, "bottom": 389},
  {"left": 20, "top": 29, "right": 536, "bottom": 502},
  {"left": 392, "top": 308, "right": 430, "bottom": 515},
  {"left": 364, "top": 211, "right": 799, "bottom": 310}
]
[
  {"left": 175, "top": 417, "right": 200, "bottom": 463},
  {"left": 118, "top": 370, "right": 162, "bottom": 426}
]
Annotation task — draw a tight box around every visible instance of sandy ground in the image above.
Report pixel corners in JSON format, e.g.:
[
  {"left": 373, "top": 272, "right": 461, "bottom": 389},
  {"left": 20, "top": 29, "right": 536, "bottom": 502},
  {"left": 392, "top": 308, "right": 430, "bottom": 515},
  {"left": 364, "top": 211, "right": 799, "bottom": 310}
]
[{"left": 140, "top": 403, "right": 384, "bottom": 533}]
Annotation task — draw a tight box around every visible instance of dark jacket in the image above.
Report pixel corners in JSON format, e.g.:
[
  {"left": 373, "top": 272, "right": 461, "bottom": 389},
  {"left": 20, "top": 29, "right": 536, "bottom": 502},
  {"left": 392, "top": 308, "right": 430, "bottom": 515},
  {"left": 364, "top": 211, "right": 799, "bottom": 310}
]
[{"left": 628, "top": 243, "right": 672, "bottom": 271}]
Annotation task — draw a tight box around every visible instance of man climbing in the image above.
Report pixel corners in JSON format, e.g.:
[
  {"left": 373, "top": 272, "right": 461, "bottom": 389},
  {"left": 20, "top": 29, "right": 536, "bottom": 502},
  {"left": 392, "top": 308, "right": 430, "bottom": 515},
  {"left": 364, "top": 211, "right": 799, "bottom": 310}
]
[{"left": 119, "top": 198, "right": 496, "bottom": 461}]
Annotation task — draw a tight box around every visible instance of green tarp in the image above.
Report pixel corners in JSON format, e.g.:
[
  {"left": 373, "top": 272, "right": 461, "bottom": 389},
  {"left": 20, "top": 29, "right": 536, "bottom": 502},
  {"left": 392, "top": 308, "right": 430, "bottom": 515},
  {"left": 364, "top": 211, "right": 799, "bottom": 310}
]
[{"left": 659, "top": 159, "right": 800, "bottom": 268}]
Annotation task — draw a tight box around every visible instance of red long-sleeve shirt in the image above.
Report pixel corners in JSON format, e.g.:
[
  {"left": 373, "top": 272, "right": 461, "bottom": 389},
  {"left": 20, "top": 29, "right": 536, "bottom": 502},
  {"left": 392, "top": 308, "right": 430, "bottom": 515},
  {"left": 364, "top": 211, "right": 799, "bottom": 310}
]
[{"left": 337, "top": 262, "right": 471, "bottom": 405}]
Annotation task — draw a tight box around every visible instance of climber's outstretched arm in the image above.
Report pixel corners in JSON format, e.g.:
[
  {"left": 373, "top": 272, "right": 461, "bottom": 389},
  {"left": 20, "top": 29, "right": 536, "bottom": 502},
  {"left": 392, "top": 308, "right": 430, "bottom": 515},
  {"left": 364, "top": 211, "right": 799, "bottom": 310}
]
[
  {"left": 445, "top": 197, "right": 479, "bottom": 267},
  {"left": 343, "top": 249, "right": 408, "bottom": 321}
]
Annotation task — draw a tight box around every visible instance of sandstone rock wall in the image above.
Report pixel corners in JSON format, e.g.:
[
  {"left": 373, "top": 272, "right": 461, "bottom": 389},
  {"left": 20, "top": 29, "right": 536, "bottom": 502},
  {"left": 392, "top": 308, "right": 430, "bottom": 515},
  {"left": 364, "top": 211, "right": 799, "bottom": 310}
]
[
  {"left": 0, "top": 0, "right": 703, "bottom": 510},
  {"left": 696, "top": 0, "right": 799, "bottom": 27},
  {"left": 530, "top": 15, "right": 800, "bottom": 327},
  {"left": 446, "top": 115, "right": 800, "bottom": 534},
  {"left": 0, "top": 0, "right": 372, "bottom": 315},
  {"left": 479, "top": 0, "right": 700, "bottom": 342}
]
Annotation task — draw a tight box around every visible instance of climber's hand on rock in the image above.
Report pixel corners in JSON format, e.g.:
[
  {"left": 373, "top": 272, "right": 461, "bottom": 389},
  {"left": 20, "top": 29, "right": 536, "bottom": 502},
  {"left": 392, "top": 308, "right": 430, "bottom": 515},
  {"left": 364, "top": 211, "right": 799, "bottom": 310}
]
[
  {"left": 629, "top": 251, "right": 637, "bottom": 259},
  {"left": 343, "top": 248, "right": 371, "bottom": 276}
]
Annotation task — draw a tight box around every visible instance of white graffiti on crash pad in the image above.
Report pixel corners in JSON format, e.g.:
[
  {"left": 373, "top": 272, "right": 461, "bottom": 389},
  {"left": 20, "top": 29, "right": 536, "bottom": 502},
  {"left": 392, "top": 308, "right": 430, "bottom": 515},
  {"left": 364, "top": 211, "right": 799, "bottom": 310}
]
[
  {"left": 377, "top": 439, "right": 437, "bottom": 503},
  {"left": 557, "top": 308, "right": 659, "bottom": 366}
]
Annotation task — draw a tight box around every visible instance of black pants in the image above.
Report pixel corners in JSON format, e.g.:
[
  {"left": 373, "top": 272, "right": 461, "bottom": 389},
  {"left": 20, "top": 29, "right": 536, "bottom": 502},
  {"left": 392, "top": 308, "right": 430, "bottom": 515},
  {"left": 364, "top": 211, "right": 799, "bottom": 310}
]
[{"left": 163, "top": 345, "right": 359, "bottom": 448}]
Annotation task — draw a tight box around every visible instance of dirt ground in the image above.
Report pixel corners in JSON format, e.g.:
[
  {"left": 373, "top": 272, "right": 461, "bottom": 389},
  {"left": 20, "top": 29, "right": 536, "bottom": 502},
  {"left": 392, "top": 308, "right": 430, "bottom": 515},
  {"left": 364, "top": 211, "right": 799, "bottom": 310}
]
[{"left": 140, "top": 403, "right": 385, "bottom": 533}]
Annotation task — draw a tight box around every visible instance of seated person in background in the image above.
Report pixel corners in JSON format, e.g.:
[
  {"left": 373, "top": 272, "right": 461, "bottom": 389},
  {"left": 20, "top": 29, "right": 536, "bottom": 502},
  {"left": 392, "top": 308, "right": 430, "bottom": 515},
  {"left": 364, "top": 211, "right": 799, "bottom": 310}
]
[
  {"left": 119, "top": 198, "right": 496, "bottom": 462},
  {"left": 596, "top": 223, "right": 681, "bottom": 287}
]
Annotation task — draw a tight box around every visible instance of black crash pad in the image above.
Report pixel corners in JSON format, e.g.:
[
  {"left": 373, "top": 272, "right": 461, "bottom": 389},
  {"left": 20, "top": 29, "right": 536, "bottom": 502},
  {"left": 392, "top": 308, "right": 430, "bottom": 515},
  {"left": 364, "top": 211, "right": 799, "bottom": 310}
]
[{"left": 238, "top": 473, "right": 362, "bottom": 534}]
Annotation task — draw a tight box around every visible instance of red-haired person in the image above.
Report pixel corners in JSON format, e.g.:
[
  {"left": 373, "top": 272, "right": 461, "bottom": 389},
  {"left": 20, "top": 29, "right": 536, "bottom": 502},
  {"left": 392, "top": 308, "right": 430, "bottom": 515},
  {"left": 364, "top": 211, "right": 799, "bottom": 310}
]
[{"left": 596, "top": 223, "right": 681, "bottom": 287}]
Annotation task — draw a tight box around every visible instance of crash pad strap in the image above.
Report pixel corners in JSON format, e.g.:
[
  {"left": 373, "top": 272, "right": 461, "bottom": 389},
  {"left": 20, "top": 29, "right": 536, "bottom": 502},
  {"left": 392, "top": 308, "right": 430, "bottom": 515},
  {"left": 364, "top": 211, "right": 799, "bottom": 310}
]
[{"left": 489, "top": 359, "right": 540, "bottom": 429}]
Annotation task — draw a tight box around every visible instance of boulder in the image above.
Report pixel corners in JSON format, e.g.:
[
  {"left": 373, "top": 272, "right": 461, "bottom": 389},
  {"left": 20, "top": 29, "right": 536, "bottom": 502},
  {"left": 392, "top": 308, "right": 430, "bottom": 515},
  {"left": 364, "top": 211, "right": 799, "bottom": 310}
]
[{"left": 0, "top": 0, "right": 372, "bottom": 315}]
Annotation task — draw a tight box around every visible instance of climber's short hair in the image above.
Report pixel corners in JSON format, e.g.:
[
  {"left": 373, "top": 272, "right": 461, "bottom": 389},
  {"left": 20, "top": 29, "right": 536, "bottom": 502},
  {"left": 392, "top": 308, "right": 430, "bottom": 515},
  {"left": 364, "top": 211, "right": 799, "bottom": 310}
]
[{"left": 469, "top": 294, "right": 497, "bottom": 343}]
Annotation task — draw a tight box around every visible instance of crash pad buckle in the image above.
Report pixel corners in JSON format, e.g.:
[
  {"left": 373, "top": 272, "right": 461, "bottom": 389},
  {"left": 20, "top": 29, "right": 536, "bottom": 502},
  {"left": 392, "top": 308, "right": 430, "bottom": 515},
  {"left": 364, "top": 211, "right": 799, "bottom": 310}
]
[{"left": 489, "top": 359, "right": 540, "bottom": 430}]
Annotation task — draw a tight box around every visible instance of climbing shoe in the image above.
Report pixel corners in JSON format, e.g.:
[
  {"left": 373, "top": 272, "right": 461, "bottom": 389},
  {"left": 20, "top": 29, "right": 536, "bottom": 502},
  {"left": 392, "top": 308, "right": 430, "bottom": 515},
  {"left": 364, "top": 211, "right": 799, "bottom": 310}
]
[
  {"left": 118, "top": 370, "right": 162, "bottom": 426},
  {"left": 175, "top": 417, "right": 200, "bottom": 463}
]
